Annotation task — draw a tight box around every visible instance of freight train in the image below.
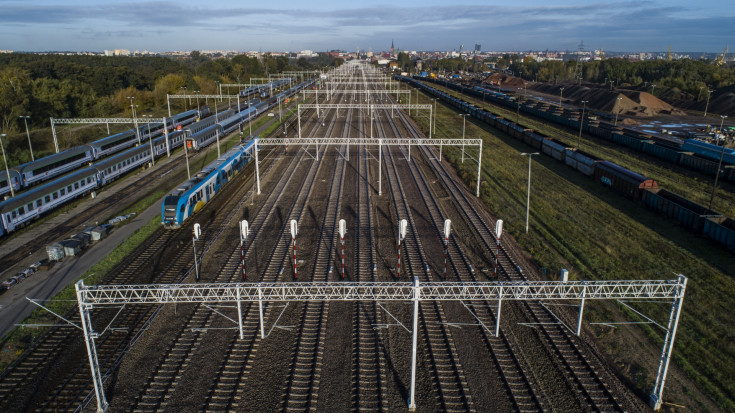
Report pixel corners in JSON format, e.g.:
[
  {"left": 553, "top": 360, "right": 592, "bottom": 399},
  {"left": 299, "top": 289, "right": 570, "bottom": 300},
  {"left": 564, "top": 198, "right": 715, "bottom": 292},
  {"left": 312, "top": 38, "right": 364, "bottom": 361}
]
[
  {"left": 396, "top": 75, "right": 735, "bottom": 251},
  {"left": 0, "top": 77, "right": 315, "bottom": 237},
  {"left": 416, "top": 76, "right": 735, "bottom": 184}
]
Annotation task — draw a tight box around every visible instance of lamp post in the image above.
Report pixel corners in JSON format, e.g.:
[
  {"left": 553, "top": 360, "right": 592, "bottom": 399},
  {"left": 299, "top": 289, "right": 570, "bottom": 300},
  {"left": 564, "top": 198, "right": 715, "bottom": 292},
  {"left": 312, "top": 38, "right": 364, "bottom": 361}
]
[
  {"left": 127, "top": 97, "right": 140, "bottom": 144},
  {"left": 432, "top": 98, "right": 438, "bottom": 139},
  {"left": 194, "top": 90, "right": 201, "bottom": 113},
  {"left": 559, "top": 87, "right": 565, "bottom": 106},
  {"left": 614, "top": 97, "right": 623, "bottom": 126},
  {"left": 184, "top": 128, "right": 192, "bottom": 179},
  {"left": 704, "top": 89, "right": 713, "bottom": 117},
  {"left": 650, "top": 84, "right": 657, "bottom": 96},
  {"left": 516, "top": 89, "right": 522, "bottom": 122},
  {"left": 143, "top": 115, "right": 155, "bottom": 166},
  {"left": 698, "top": 86, "right": 704, "bottom": 101},
  {"left": 578, "top": 101, "right": 588, "bottom": 149},
  {"left": 0, "top": 133, "right": 13, "bottom": 197},
  {"left": 181, "top": 87, "right": 188, "bottom": 110},
  {"left": 459, "top": 113, "right": 468, "bottom": 163},
  {"left": 19, "top": 115, "right": 34, "bottom": 161},
  {"left": 520, "top": 152, "right": 539, "bottom": 233},
  {"left": 709, "top": 115, "right": 729, "bottom": 209}
]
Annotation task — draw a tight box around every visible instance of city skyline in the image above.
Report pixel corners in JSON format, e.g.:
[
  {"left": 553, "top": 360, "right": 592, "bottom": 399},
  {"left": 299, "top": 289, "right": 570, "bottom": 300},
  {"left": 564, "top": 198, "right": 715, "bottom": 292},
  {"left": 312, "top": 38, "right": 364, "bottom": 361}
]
[{"left": 1, "top": 0, "right": 733, "bottom": 53}]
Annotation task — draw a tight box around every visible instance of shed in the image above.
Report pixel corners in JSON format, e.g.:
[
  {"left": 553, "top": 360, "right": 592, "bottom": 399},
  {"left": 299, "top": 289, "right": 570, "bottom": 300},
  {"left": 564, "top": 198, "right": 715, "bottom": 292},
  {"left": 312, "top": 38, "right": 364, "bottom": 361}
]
[
  {"left": 90, "top": 225, "right": 111, "bottom": 241},
  {"left": 60, "top": 239, "right": 83, "bottom": 257},
  {"left": 46, "top": 243, "right": 65, "bottom": 261}
]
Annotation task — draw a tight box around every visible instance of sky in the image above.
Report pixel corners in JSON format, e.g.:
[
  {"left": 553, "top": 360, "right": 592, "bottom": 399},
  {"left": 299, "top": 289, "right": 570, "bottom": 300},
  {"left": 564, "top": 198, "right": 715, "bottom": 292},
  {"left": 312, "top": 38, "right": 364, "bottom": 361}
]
[{"left": 1, "top": 0, "right": 733, "bottom": 53}]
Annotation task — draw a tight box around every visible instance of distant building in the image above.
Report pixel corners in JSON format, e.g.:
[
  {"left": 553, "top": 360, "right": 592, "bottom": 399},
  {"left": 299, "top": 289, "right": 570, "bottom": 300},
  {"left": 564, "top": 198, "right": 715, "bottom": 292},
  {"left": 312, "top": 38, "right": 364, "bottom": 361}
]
[
  {"left": 474, "top": 44, "right": 481, "bottom": 53},
  {"left": 0, "top": 50, "right": 14, "bottom": 54}
]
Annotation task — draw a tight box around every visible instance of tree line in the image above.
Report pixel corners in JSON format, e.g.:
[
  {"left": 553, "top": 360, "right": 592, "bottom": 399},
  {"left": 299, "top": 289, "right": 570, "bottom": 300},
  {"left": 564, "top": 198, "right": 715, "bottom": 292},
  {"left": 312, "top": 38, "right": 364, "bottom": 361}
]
[{"left": 0, "top": 52, "right": 342, "bottom": 166}]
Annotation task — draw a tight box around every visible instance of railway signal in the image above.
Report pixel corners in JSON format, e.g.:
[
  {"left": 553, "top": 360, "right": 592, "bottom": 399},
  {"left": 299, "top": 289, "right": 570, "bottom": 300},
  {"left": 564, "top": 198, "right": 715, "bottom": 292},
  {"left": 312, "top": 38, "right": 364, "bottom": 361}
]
[
  {"left": 339, "top": 219, "right": 347, "bottom": 278},
  {"left": 493, "top": 219, "right": 503, "bottom": 278},
  {"left": 397, "top": 219, "right": 407, "bottom": 277},
  {"left": 291, "top": 219, "right": 298, "bottom": 279},
  {"left": 239, "top": 220, "right": 249, "bottom": 280},
  {"left": 193, "top": 223, "right": 201, "bottom": 281},
  {"left": 443, "top": 219, "right": 451, "bottom": 278}
]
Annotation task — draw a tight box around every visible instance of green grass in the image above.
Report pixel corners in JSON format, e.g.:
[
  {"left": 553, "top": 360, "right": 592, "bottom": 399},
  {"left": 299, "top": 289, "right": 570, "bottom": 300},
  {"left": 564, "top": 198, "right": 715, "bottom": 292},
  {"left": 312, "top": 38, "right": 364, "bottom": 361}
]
[
  {"left": 407, "top": 84, "right": 735, "bottom": 410},
  {"left": 0, "top": 216, "right": 161, "bottom": 372}
]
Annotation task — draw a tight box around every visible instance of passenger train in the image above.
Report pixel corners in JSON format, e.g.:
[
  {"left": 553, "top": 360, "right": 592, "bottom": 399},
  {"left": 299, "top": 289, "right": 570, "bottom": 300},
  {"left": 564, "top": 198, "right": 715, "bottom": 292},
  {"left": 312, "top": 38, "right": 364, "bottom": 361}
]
[
  {"left": 0, "top": 109, "right": 203, "bottom": 197},
  {"left": 0, "top": 77, "right": 314, "bottom": 237},
  {"left": 162, "top": 140, "right": 256, "bottom": 228}
]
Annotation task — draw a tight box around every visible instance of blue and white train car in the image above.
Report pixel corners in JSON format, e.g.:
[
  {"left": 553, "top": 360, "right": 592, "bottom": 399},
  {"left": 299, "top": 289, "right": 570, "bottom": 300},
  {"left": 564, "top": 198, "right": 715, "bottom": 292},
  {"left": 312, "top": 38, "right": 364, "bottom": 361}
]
[
  {"left": 14, "top": 145, "right": 95, "bottom": 186},
  {"left": 88, "top": 130, "right": 140, "bottom": 159},
  {"left": 0, "top": 167, "right": 98, "bottom": 235},
  {"left": 0, "top": 170, "right": 22, "bottom": 199},
  {"left": 162, "top": 141, "right": 256, "bottom": 228},
  {"left": 93, "top": 144, "right": 153, "bottom": 186}
]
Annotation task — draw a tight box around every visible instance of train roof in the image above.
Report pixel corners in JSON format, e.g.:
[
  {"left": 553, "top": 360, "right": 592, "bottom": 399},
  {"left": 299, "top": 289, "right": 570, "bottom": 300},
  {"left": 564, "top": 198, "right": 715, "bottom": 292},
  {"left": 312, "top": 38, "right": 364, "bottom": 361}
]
[
  {"left": 92, "top": 144, "right": 150, "bottom": 170},
  {"left": 172, "top": 109, "right": 199, "bottom": 121},
  {"left": 166, "top": 144, "right": 247, "bottom": 197},
  {"left": 0, "top": 167, "right": 97, "bottom": 212},
  {"left": 596, "top": 160, "right": 650, "bottom": 183},
  {"left": 88, "top": 129, "right": 137, "bottom": 149},
  {"left": 0, "top": 170, "right": 21, "bottom": 183},
  {"left": 13, "top": 145, "right": 93, "bottom": 173}
]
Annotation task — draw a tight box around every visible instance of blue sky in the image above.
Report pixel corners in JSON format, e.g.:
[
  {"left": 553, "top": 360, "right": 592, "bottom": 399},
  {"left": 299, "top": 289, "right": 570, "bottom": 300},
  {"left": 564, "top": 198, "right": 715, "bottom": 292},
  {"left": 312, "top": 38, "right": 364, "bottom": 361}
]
[{"left": 1, "top": 0, "right": 733, "bottom": 53}]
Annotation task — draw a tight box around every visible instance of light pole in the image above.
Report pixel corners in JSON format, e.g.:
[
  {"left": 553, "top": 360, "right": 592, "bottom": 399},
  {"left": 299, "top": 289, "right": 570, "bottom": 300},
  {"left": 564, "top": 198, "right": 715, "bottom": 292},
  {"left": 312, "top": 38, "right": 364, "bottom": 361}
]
[
  {"left": 709, "top": 115, "right": 729, "bottom": 209},
  {"left": 184, "top": 128, "right": 192, "bottom": 179},
  {"left": 19, "top": 115, "right": 34, "bottom": 161},
  {"left": 559, "top": 87, "right": 565, "bottom": 106},
  {"left": 143, "top": 115, "right": 155, "bottom": 166},
  {"left": 194, "top": 90, "right": 201, "bottom": 114},
  {"left": 614, "top": 97, "right": 623, "bottom": 126},
  {"left": 0, "top": 133, "right": 13, "bottom": 197},
  {"left": 516, "top": 88, "right": 522, "bottom": 122},
  {"left": 578, "top": 100, "right": 588, "bottom": 149},
  {"left": 698, "top": 86, "right": 704, "bottom": 101},
  {"left": 181, "top": 87, "right": 188, "bottom": 110},
  {"left": 127, "top": 96, "right": 140, "bottom": 143},
  {"left": 432, "top": 98, "right": 438, "bottom": 140},
  {"left": 520, "top": 152, "right": 539, "bottom": 233},
  {"left": 459, "top": 114, "right": 468, "bottom": 163},
  {"left": 704, "top": 89, "right": 713, "bottom": 117},
  {"left": 650, "top": 84, "right": 657, "bottom": 96}
]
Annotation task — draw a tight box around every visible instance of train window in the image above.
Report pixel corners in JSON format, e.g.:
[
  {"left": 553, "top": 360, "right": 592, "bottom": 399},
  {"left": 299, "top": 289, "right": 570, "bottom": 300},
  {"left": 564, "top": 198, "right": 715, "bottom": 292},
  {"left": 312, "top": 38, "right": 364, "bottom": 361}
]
[
  {"left": 36, "top": 200, "right": 42, "bottom": 208},
  {"left": 87, "top": 177, "right": 92, "bottom": 184},
  {"left": 45, "top": 195, "right": 50, "bottom": 203},
  {"left": 52, "top": 192, "right": 58, "bottom": 200},
  {"left": 67, "top": 185, "right": 72, "bottom": 193},
  {"left": 60, "top": 188, "right": 66, "bottom": 196},
  {"left": 11, "top": 211, "right": 16, "bottom": 219},
  {"left": 75, "top": 182, "right": 79, "bottom": 190},
  {"left": 26, "top": 203, "right": 32, "bottom": 211},
  {"left": 17, "top": 207, "right": 24, "bottom": 216}
]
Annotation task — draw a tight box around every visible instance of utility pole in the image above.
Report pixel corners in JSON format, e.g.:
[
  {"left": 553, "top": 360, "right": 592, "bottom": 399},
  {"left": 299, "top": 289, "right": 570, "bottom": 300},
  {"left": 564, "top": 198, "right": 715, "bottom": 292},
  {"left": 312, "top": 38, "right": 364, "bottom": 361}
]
[
  {"left": 521, "top": 153, "right": 540, "bottom": 233},
  {"left": 709, "top": 115, "right": 729, "bottom": 209},
  {"left": 19, "top": 115, "right": 34, "bottom": 161},
  {"left": 578, "top": 101, "right": 588, "bottom": 149}
]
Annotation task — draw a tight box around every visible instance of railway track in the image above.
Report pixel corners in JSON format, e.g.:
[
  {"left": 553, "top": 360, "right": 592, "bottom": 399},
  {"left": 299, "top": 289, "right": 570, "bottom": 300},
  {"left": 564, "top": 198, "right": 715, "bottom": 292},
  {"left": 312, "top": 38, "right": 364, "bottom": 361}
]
[
  {"left": 397, "top": 106, "right": 626, "bottom": 411},
  {"left": 378, "top": 110, "right": 476, "bottom": 412},
  {"left": 390, "top": 109, "right": 548, "bottom": 411},
  {"left": 129, "top": 106, "right": 331, "bottom": 412}
]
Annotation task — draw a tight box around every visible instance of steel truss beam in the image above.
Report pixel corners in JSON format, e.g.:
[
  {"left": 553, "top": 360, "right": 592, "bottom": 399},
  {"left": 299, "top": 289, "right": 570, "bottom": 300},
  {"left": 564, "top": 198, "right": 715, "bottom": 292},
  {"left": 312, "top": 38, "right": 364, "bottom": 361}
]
[
  {"left": 169, "top": 94, "right": 239, "bottom": 99},
  {"left": 258, "top": 138, "right": 482, "bottom": 146},
  {"left": 51, "top": 117, "right": 142, "bottom": 124},
  {"left": 299, "top": 104, "right": 431, "bottom": 109},
  {"left": 77, "top": 279, "right": 685, "bottom": 306},
  {"left": 76, "top": 275, "right": 686, "bottom": 412}
]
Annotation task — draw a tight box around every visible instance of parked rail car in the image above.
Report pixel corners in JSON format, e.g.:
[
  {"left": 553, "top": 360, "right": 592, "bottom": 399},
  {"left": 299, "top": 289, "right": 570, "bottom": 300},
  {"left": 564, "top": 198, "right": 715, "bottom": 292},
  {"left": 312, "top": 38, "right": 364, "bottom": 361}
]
[
  {"left": 594, "top": 161, "right": 658, "bottom": 199},
  {"left": 0, "top": 168, "right": 98, "bottom": 235},
  {"left": 0, "top": 170, "right": 22, "bottom": 199},
  {"left": 93, "top": 144, "right": 153, "bottom": 186},
  {"left": 162, "top": 141, "right": 256, "bottom": 228},
  {"left": 13, "top": 145, "right": 94, "bottom": 187},
  {"left": 398, "top": 75, "right": 735, "bottom": 251},
  {"left": 641, "top": 188, "right": 721, "bottom": 233},
  {"left": 89, "top": 130, "right": 139, "bottom": 159}
]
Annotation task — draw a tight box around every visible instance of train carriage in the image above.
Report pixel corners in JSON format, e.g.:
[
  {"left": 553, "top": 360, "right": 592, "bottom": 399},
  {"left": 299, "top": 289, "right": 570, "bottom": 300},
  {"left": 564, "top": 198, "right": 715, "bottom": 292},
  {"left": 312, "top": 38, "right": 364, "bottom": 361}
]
[
  {"left": 162, "top": 141, "right": 255, "bottom": 228},
  {"left": 14, "top": 145, "right": 94, "bottom": 187},
  {"left": 594, "top": 161, "right": 658, "bottom": 199},
  {"left": 0, "top": 167, "right": 98, "bottom": 234},
  {"left": 88, "top": 130, "right": 139, "bottom": 159},
  {"left": 0, "top": 170, "right": 22, "bottom": 199},
  {"left": 93, "top": 144, "right": 153, "bottom": 186}
]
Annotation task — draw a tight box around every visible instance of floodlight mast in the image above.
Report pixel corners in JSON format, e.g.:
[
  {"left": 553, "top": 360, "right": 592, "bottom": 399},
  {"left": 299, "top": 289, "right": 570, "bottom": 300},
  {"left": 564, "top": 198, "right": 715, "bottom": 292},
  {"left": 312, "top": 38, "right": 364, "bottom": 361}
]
[{"left": 493, "top": 220, "right": 503, "bottom": 278}]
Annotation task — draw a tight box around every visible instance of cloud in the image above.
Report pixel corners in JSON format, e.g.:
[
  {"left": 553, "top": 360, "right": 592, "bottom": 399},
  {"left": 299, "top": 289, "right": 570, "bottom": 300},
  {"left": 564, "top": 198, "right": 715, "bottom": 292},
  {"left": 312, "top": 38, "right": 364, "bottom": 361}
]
[{"left": 0, "top": 1, "right": 732, "bottom": 52}]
